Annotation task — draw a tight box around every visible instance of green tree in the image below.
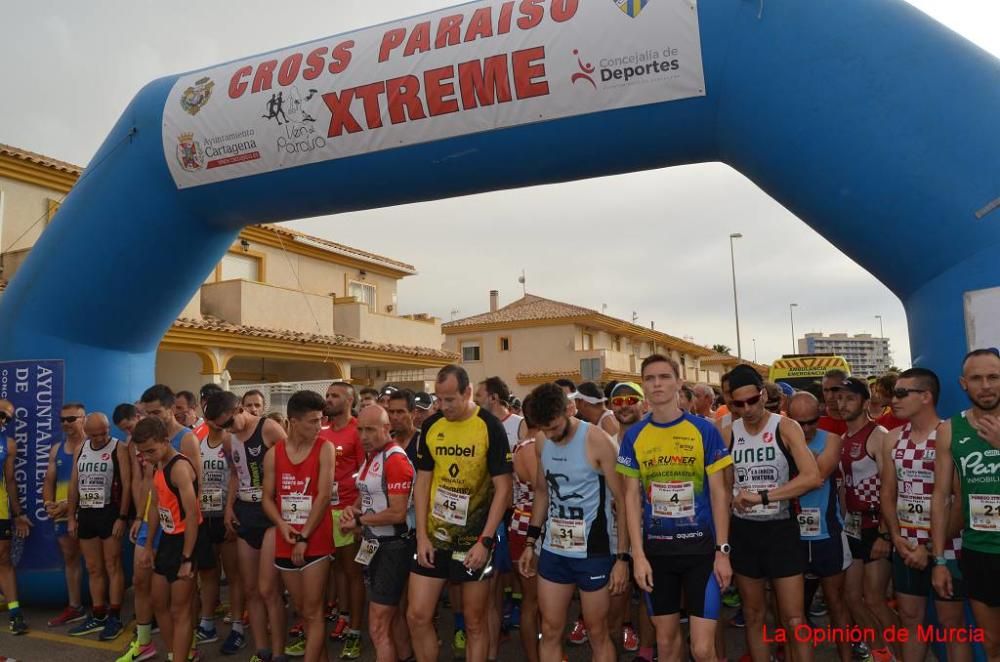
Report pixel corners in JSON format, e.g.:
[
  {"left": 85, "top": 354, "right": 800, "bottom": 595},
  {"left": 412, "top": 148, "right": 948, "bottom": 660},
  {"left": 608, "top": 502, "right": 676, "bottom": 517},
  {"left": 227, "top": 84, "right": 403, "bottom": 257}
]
[{"left": 712, "top": 344, "right": 732, "bottom": 355}]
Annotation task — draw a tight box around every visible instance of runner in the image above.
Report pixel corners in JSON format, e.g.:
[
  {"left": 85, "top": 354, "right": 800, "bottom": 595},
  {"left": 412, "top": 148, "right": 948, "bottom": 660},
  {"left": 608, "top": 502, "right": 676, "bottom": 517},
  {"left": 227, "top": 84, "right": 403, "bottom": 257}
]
[
  {"left": 838, "top": 377, "right": 898, "bottom": 662},
  {"left": 554, "top": 379, "right": 578, "bottom": 418},
  {"left": 509, "top": 393, "right": 539, "bottom": 662},
  {"left": 387, "top": 389, "right": 421, "bottom": 465},
  {"left": 66, "top": 413, "right": 131, "bottom": 640},
  {"left": 358, "top": 388, "right": 379, "bottom": 411},
  {"left": 43, "top": 402, "right": 87, "bottom": 627},
  {"left": 519, "top": 382, "right": 629, "bottom": 662},
  {"left": 242, "top": 390, "right": 267, "bottom": 418},
  {"left": 213, "top": 390, "right": 288, "bottom": 662},
  {"left": 932, "top": 348, "right": 1000, "bottom": 660},
  {"left": 134, "top": 416, "right": 215, "bottom": 662},
  {"left": 407, "top": 364, "right": 513, "bottom": 662},
  {"left": 787, "top": 392, "right": 853, "bottom": 662},
  {"left": 677, "top": 384, "right": 696, "bottom": 414},
  {"left": 320, "top": 381, "right": 367, "bottom": 658},
  {"left": 692, "top": 384, "right": 716, "bottom": 419},
  {"left": 820, "top": 369, "right": 849, "bottom": 435},
  {"left": 140, "top": 385, "right": 202, "bottom": 482},
  {"left": 341, "top": 405, "right": 416, "bottom": 662},
  {"left": 609, "top": 382, "right": 646, "bottom": 432},
  {"left": 872, "top": 374, "right": 907, "bottom": 431},
  {"left": 0, "top": 400, "right": 30, "bottom": 635},
  {"left": 195, "top": 410, "right": 246, "bottom": 654},
  {"left": 411, "top": 392, "right": 434, "bottom": 432},
  {"left": 262, "top": 390, "right": 335, "bottom": 662},
  {"left": 879, "top": 368, "right": 970, "bottom": 662},
  {"left": 727, "top": 364, "right": 821, "bottom": 662},
  {"left": 618, "top": 354, "right": 733, "bottom": 662},
  {"left": 174, "top": 391, "right": 201, "bottom": 432},
  {"left": 572, "top": 381, "right": 620, "bottom": 441}
]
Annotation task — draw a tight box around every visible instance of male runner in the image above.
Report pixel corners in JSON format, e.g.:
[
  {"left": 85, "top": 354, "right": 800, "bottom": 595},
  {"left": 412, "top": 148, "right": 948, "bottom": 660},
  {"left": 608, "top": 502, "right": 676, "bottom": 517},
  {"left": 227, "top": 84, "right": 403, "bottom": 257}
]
[
  {"left": 572, "top": 381, "right": 620, "bottom": 440},
  {"left": 407, "top": 365, "right": 513, "bottom": 662},
  {"left": 619, "top": 355, "right": 733, "bottom": 662},
  {"left": 727, "top": 365, "right": 821, "bottom": 662},
  {"left": 880, "top": 368, "right": 969, "bottom": 662},
  {"left": 932, "top": 349, "right": 1000, "bottom": 660},
  {"left": 388, "top": 389, "right": 421, "bottom": 465},
  {"left": 820, "top": 369, "right": 849, "bottom": 435},
  {"left": 342, "top": 405, "right": 416, "bottom": 662},
  {"left": 519, "top": 383, "right": 628, "bottom": 662},
  {"left": 44, "top": 402, "right": 87, "bottom": 627},
  {"left": 67, "top": 413, "right": 131, "bottom": 640},
  {"left": 242, "top": 390, "right": 267, "bottom": 418},
  {"left": 263, "top": 390, "right": 335, "bottom": 662},
  {"left": 0, "top": 400, "right": 30, "bottom": 635},
  {"left": 411, "top": 392, "right": 434, "bottom": 431}
]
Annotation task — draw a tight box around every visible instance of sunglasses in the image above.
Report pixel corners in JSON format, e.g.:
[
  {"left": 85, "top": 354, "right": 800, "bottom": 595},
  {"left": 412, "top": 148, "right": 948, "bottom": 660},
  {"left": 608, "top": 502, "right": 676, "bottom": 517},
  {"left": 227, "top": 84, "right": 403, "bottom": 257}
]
[
  {"left": 611, "top": 395, "right": 643, "bottom": 407},
  {"left": 793, "top": 416, "right": 820, "bottom": 427},
  {"left": 892, "top": 388, "right": 927, "bottom": 399},
  {"left": 218, "top": 415, "right": 236, "bottom": 429},
  {"left": 60, "top": 415, "right": 83, "bottom": 423},
  {"left": 730, "top": 392, "right": 763, "bottom": 409}
]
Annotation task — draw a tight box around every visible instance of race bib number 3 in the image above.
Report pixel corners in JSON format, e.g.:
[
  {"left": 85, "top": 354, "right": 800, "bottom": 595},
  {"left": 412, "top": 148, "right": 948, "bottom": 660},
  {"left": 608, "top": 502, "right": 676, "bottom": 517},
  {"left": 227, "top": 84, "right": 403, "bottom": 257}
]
[
  {"left": 282, "top": 494, "right": 312, "bottom": 525},
  {"left": 797, "top": 507, "right": 821, "bottom": 537},
  {"left": 432, "top": 487, "right": 470, "bottom": 526},
  {"left": 548, "top": 517, "right": 586, "bottom": 553},
  {"left": 897, "top": 493, "right": 931, "bottom": 530},
  {"left": 969, "top": 494, "right": 1000, "bottom": 532},
  {"left": 354, "top": 538, "right": 380, "bottom": 566},
  {"left": 651, "top": 481, "right": 695, "bottom": 518}
]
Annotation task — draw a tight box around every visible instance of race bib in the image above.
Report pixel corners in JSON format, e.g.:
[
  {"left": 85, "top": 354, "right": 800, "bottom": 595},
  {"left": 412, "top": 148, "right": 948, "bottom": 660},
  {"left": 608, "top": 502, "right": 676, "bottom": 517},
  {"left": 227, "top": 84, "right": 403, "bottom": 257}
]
[
  {"left": 158, "top": 506, "right": 176, "bottom": 533},
  {"left": 282, "top": 494, "right": 312, "bottom": 525},
  {"left": 80, "top": 489, "right": 105, "bottom": 509},
  {"left": 969, "top": 494, "right": 1000, "bottom": 532},
  {"left": 897, "top": 493, "right": 931, "bottom": 530},
  {"left": 797, "top": 507, "right": 821, "bottom": 537},
  {"left": 651, "top": 481, "right": 695, "bottom": 518},
  {"left": 361, "top": 490, "right": 374, "bottom": 510},
  {"left": 238, "top": 486, "right": 262, "bottom": 503},
  {"left": 548, "top": 517, "right": 586, "bottom": 553},
  {"left": 330, "top": 481, "right": 340, "bottom": 507},
  {"left": 201, "top": 488, "right": 224, "bottom": 513},
  {"left": 845, "top": 511, "right": 862, "bottom": 539},
  {"left": 354, "top": 537, "right": 380, "bottom": 566},
  {"left": 432, "top": 487, "right": 470, "bottom": 526}
]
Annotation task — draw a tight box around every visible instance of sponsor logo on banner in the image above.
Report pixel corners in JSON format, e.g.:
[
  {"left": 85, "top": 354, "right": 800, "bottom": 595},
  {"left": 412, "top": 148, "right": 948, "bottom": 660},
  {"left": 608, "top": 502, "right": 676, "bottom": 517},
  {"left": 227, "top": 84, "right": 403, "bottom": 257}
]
[{"left": 162, "top": 0, "right": 706, "bottom": 189}]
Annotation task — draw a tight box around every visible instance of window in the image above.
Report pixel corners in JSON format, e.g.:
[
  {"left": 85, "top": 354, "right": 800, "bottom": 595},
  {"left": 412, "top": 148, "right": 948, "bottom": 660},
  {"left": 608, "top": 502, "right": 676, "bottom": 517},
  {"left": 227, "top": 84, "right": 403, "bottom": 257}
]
[
  {"left": 219, "top": 252, "right": 261, "bottom": 281},
  {"left": 581, "top": 358, "right": 602, "bottom": 381},
  {"left": 612, "top": 336, "right": 622, "bottom": 352},
  {"left": 461, "top": 341, "right": 481, "bottom": 362},
  {"left": 349, "top": 281, "right": 377, "bottom": 312},
  {"left": 582, "top": 333, "right": 594, "bottom": 351},
  {"left": 499, "top": 337, "right": 511, "bottom": 352}
]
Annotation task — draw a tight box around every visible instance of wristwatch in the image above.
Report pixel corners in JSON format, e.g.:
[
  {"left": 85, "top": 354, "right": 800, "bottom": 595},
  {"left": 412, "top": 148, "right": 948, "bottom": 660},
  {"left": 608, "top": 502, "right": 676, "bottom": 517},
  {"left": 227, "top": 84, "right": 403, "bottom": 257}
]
[
  {"left": 615, "top": 552, "right": 633, "bottom": 563},
  {"left": 181, "top": 555, "right": 193, "bottom": 565},
  {"left": 878, "top": 531, "right": 891, "bottom": 542},
  {"left": 294, "top": 533, "right": 308, "bottom": 544},
  {"left": 715, "top": 543, "right": 732, "bottom": 555},
  {"left": 759, "top": 490, "right": 770, "bottom": 507},
  {"left": 478, "top": 535, "right": 495, "bottom": 550},
  {"left": 933, "top": 556, "right": 949, "bottom": 566}
]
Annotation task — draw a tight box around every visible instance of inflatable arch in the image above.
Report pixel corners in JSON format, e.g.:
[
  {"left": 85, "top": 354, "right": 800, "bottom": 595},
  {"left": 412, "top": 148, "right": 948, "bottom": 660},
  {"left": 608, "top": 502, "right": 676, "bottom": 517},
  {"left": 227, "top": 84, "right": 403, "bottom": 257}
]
[{"left": 1, "top": 0, "right": 999, "bottom": 603}]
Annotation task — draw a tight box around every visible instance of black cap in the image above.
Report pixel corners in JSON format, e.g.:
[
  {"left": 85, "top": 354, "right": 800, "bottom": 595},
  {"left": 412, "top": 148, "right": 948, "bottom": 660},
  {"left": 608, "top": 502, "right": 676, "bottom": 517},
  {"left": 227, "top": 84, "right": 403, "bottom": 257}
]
[
  {"left": 508, "top": 396, "right": 522, "bottom": 409},
  {"left": 379, "top": 384, "right": 399, "bottom": 398},
  {"left": 414, "top": 391, "right": 433, "bottom": 410},
  {"left": 840, "top": 377, "right": 870, "bottom": 400}
]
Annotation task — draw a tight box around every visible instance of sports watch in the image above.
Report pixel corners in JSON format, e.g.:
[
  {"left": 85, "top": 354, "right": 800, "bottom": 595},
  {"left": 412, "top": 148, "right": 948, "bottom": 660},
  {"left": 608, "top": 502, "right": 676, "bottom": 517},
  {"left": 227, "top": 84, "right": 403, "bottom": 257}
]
[{"left": 715, "top": 543, "right": 732, "bottom": 555}]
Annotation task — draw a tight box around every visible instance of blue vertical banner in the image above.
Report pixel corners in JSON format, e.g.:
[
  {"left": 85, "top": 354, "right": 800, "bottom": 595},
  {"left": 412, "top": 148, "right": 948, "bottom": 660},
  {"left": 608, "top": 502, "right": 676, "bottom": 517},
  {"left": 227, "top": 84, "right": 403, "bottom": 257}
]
[{"left": 0, "top": 360, "right": 65, "bottom": 603}]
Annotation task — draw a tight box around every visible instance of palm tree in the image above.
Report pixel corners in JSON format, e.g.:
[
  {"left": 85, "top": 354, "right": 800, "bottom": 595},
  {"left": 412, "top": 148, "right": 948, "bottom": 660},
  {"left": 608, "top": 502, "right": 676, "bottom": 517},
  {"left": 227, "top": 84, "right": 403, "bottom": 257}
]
[{"left": 712, "top": 344, "right": 732, "bottom": 355}]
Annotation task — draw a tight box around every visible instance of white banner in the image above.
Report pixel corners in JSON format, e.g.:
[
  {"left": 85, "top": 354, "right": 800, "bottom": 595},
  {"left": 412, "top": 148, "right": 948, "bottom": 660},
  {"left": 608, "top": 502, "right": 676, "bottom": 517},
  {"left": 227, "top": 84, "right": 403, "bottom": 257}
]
[{"left": 163, "top": 0, "right": 706, "bottom": 189}]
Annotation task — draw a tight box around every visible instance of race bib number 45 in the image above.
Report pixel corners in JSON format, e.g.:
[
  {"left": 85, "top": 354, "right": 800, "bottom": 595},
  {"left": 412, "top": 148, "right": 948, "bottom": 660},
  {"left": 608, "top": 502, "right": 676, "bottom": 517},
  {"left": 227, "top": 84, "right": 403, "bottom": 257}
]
[{"left": 432, "top": 487, "right": 469, "bottom": 526}]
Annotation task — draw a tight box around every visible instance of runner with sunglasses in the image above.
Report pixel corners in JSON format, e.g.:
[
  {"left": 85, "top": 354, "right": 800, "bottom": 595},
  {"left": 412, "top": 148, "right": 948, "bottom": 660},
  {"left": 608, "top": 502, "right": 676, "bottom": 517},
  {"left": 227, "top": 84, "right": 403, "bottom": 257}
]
[
  {"left": 787, "top": 392, "right": 852, "bottom": 662},
  {"left": 210, "top": 390, "right": 289, "bottom": 662},
  {"left": 0, "top": 401, "right": 31, "bottom": 635},
  {"left": 838, "top": 377, "right": 898, "bottom": 662},
  {"left": 932, "top": 348, "right": 1000, "bottom": 660},
  {"left": 726, "top": 365, "right": 821, "bottom": 662}
]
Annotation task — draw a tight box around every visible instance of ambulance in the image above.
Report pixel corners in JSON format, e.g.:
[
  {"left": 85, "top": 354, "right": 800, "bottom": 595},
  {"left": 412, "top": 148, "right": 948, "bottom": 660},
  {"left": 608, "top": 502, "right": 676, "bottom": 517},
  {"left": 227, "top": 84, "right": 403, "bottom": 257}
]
[{"left": 768, "top": 355, "right": 851, "bottom": 391}]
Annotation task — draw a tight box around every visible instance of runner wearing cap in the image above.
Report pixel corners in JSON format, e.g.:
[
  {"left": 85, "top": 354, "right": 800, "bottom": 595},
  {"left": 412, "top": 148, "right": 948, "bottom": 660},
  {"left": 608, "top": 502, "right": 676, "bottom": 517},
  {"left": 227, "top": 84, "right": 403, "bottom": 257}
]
[
  {"left": 838, "top": 377, "right": 898, "bottom": 662},
  {"left": 932, "top": 349, "right": 1000, "bottom": 660},
  {"left": 412, "top": 392, "right": 434, "bottom": 431},
  {"left": 610, "top": 383, "right": 646, "bottom": 438},
  {"left": 573, "top": 381, "right": 621, "bottom": 441},
  {"left": 378, "top": 385, "right": 399, "bottom": 408},
  {"left": 879, "top": 368, "right": 969, "bottom": 662},
  {"left": 726, "top": 365, "right": 821, "bottom": 662},
  {"left": 509, "top": 397, "right": 523, "bottom": 417},
  {"left": 554, "top": 379, "right": 578, "bottom": 419}
]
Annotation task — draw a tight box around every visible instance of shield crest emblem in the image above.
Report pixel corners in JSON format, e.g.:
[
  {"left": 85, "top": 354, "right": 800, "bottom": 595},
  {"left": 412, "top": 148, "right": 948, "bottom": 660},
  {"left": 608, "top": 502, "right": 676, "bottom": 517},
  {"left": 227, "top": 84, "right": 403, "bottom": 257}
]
[
  {"left": 615, "top": 0, "right": 649, "bottom": 18},
  {"left": 180, "top": 77, "right": 215, "bottom": 116}
]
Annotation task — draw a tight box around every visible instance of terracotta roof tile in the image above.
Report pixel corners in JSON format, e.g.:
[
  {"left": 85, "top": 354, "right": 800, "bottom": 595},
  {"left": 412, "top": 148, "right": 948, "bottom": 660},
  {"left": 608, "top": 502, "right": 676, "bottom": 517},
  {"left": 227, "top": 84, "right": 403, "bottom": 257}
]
[
  {"left": 174, "top": 316, "right": 456, "bottom": 360},
  {"left": 259, "top": 224, "right": 416, "bottom": 274},
  {"left": 0, "top": 143, "right": 82, "bottom": 175}
]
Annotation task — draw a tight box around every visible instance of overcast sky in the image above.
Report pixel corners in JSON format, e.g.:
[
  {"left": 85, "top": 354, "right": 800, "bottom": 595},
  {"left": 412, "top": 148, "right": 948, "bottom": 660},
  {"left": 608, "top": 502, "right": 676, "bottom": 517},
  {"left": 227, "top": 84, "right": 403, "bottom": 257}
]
[{"left": 2, "top": 1, "right": 997, "bottom": 366}]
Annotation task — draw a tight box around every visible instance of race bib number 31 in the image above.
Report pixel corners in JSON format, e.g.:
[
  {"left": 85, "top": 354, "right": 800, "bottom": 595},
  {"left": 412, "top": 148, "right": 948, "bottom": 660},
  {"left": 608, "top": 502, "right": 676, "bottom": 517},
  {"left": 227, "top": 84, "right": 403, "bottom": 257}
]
[
  {"left": 969, "top": 494, "right": 1000, "bottom": 532},
  {"left": 549, "top": 517, "right": 586, "bottom": 553}
]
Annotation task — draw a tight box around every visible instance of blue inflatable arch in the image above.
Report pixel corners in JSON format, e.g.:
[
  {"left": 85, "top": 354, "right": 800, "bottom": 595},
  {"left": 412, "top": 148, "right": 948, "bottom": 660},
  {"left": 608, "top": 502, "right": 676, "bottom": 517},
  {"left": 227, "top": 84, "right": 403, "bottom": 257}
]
[{"left": 2, "top": 0, "right": 999, "bottom": 602}]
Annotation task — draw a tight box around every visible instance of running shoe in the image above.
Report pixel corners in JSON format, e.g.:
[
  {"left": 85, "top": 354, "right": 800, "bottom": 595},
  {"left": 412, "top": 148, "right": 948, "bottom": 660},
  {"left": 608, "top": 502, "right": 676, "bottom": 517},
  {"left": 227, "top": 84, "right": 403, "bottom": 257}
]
[
  {"left": 871, "top": 647, "right": 895, "bottom": 662},
  {"left": 622, "top": 623, "right": 639, "bottom": 652},
  {"left": 568, "top": 617, "right": 588, "bottom": 645},
  {"left": 69, "top": 615, "right": 107, "bottom": 636},
  {"left": 194, "top": 625, "right": 218, "bottom": 645},
  {"left": 453, "top": 628, "right": 467, "bottom": 653},
  {"left": 47, "top": 605, "right": 87, "bottom": 627},
  {"left": 809, "top": 595, "right": 828, "bottom": 618},
  {"left": 99, "top": 615, "right": 124, "bottom": 641},
  {"left": 326, "top": 603, "right": 340, "bottom": 622},
  {"left": 285, "top": 631, "right": 306, "bottom": 657},
  {"left": 329, "top": 615, "right": 349, "bottom": 640},
  {"left": 341, "top": 631, "right": 362, "bottom": 659},
  {"left": 852, "top": 642, "right": 874, "bottom": 662},
  {"left": 8, "top": 613, "right": 27, "bottom": 635},
  {"left": 722, "top": 588, "right": 742, "bottom": 608},
  {"left": 288, "top": 621, "right": 304, "bottom": 637},
  {"left": 116, "top": 639, "right": 158, "bottom": 662},
  {"left": 729, "top": 609, "right": 746, "bottom": 628},
  {"left": 221, "top": 629, "right": 246, "bottom": 655}
]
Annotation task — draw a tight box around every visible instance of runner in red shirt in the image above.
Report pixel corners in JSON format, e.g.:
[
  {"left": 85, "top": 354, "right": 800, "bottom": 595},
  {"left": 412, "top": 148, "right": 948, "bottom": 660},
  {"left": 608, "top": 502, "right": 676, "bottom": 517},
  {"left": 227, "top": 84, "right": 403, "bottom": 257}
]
[
  {"left": 819, "top": 370, "right": 849, "bottom": 435},
  {"left": 262, "top": 390, "right": 334, "bottom": 662},
  {"left": 320, "top": 382, "right": 367, "bottom": 655}
]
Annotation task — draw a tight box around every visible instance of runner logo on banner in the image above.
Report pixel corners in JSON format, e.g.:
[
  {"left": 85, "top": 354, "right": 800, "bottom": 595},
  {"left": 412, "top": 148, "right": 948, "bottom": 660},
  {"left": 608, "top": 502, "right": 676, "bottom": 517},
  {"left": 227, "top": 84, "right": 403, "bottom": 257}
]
[{"left": 163, "top": 0, "right": 706, "bottom": 189}]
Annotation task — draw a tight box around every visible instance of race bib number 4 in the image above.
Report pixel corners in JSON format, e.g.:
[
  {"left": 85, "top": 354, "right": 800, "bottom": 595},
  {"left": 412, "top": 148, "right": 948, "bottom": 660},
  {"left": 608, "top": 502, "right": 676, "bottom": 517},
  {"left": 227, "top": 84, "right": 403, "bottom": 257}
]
[
  {"left": 797, "top": 507, "right": 821, "bottom": 537},
  {"left": 432, "top": 487, "right": 470, "bottom": 526},
  {"left": 354, "top": 538, "right": 380, "bottom": 566},
  {"left": 897, "top": 493, "right": 931, "bottom": 530},
  {"left": 969, "top": 494, "right": 1000, "bottom": 532},
  {"left": 282, "top": 494, "right": 312, "bottom": 525},
  {"left": 651, "top": 481, "right": 695, "bottom": 518},
  {"left": 548, "top": 517, "right": 586, "bottom": 553}
]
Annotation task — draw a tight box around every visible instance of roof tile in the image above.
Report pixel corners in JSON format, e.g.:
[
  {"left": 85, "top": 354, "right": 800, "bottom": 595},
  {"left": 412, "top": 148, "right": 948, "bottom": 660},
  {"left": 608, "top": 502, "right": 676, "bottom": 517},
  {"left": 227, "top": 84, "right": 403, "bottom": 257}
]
[{"left": 0, "top": 143, "right": 82, "bottom": 175}]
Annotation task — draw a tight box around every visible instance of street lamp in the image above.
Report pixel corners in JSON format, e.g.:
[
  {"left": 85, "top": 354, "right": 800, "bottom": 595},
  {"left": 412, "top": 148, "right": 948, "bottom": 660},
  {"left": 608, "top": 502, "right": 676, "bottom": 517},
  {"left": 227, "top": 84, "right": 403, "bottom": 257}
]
[
  {"left": 729, "top": 233, "right": 743, "bottom": 359},
  {"left": 790, "top": 303, "right": 799, "bottom": 354},
  {"left": 753, "top": 337, "right": 758, "bottom": 363},
  {"left": 875, "top": 314, "right": 884, "bottom": 339}
]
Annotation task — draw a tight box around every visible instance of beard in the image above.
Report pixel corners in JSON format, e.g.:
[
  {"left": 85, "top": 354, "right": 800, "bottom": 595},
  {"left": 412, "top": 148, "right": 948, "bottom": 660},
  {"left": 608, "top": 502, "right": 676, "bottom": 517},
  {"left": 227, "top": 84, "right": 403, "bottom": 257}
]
[{"left": 968, "top": 391, "right": 1000, "bottom": 412}]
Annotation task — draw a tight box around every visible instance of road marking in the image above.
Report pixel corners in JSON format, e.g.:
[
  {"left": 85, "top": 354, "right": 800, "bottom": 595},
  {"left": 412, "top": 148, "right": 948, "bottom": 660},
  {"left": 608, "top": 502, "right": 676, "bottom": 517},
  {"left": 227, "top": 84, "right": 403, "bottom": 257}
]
[{"left": 24, "top": 620, "right": 134, "bottom": 652}]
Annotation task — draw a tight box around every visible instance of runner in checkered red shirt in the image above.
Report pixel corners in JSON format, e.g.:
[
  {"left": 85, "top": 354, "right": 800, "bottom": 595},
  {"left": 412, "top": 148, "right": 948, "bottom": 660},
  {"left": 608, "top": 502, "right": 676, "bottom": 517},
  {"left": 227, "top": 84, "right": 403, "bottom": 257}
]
[{"left": 879, "top": 368, "right": 969, "bottom": 662}]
